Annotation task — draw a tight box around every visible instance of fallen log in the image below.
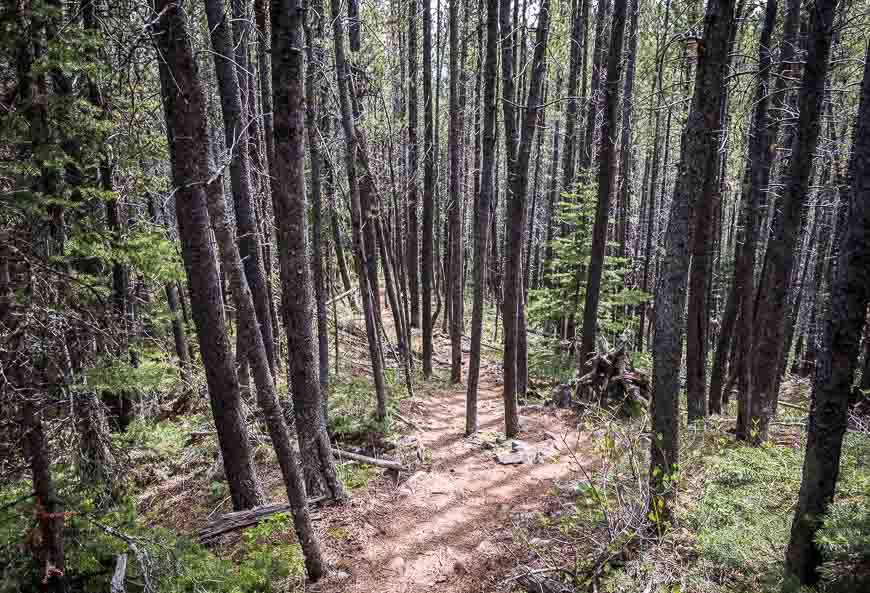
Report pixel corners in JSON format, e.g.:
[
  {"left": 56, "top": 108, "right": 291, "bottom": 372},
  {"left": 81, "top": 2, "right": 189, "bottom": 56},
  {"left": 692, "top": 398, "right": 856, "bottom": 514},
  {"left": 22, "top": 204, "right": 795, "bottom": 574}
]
[
  {"left": 331, "top": 448, "right": 404, "bottom": 471},
  {"left": 198, "top": 499, "right": 325, "bottom": 543}
]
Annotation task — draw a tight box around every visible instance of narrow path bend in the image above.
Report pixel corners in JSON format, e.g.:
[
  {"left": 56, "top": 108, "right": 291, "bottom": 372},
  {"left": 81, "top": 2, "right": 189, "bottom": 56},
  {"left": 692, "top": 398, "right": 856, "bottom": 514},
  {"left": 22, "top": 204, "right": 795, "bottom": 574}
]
[{"left": 316, "top": 337, "right": 595, "bottom": 593}]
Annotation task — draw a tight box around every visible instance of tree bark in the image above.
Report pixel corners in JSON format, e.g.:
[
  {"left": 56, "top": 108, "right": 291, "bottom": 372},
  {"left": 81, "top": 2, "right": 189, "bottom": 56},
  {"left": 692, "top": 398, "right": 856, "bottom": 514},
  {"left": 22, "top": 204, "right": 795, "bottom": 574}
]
[
  {"left": 466, "top": 0, "right": 500, "bottom": 434},
  {"left": 304, "top": 0, "right": 330, "bottom": 393},
  {"left": 500, "top": 0, "right": 550, "bottom": 438},
  {"left": 747, "top": 0, "right": 838, "bottom": 444},
  {"left": 649, "top": 0, "right": 735, "bottom": 523},
  {"left": 269, "top": 0, "right": 344, "bottom": 499},
  {"left": 784, "top": 38, "right": 870, "bottom": 589},
  {"left": 331, "top": 0, "right": 389, "bottom": 419},
  {"left": 422, "top": 0, "right": 436, "bottom": 378},
  {"left": 407, "top": 0, "right": 421, "bottom": 329},
  {"left": 152, "top": 0, "right": 264, "bottom": 512},
  {"left": 578, "top": 0, "right": 627, "bottom": 368},
  {"left": 204, "top": 0, "right": 277, "bottom": 381},
  {"left": 448, "top": 0, "right": 466, "bottom": 384},
  {"left": 578, "top": 0, "right": 612, "bottom": 175}
]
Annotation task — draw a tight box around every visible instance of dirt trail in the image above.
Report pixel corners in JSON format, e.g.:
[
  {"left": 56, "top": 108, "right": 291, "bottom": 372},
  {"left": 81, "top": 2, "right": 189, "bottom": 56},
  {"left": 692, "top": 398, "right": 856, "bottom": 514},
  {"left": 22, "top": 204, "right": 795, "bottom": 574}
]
[{"left": 315, "top": 337, "right": 595, "bottom": 593}]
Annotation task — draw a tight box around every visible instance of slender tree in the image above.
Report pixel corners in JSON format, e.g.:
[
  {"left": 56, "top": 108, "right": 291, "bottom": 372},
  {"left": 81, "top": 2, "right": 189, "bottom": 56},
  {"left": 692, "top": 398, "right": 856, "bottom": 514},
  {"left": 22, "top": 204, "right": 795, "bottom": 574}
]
[
  {"left": 272, "top": 0, "right": 345, "bottom": 497},
  {"left": 422, "top": 0, "right": 436, "bottom": 377},
  {"left": 408, "top": 0, "right": 421, "bottom": 329},
  {"left": 649, "top": 0, "right": 735, "bottom": 522},
  {"left": 578, "top": 0, "right": 627, "bottom": 366},
  {"left": 747, "top": 0, "right": 838, "bottom": 444},
  {"left": 784, "top": 38, "right": 870, "bottom": 589},
  {"left": 500, "top": 0, "right": 550, "bottom": 437},
  {"left": 448, "top": 0, "right": 465, "bottom": 383},
  {"left": 466, "top": 0, "right": 500, "bottom": 433},
  {"left": 331, "top": 0, "right": 390, "bottom": 418},
  {"left": 151, "top": 0, "right": 265, "bottom": 512}
]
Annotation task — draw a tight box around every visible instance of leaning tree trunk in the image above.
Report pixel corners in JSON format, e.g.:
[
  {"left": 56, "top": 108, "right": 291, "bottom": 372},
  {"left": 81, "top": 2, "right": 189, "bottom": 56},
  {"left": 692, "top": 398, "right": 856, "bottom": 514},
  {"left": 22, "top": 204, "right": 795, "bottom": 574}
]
[
  {"left": 650, "top": 0, "right": 735, "bottom": 524},
  {"left": 272, "top": 0, "right": 344, "bottom": 500},
  {"left": 784, "top": 38, "right": 870, "bottom": 588},
  {"left": 466, "top": 0, "right": 500, "bottom": 434},
  {"left": 578, "top": 0, "right": 628, "bottom": 368},
  {"left": 500, "top": 0, "right": 550, "bottom": 438},
  {"left": 331, "top": 0, "right": 389, "bottom": 419},
  {"left": 747, "top": 0, "right": 838, "bottom": 445},
  {"left": 710, "top": 0, "right": 798, "bottom": 415},
  {"left": 204, "top": 0, "right": 277, "bottom": 379},
  {"left": 154, "top": 0, "right": 327, "bottom": 578},
  {"left": 152, "top": 0, "right": 264, "bottom": 513}
]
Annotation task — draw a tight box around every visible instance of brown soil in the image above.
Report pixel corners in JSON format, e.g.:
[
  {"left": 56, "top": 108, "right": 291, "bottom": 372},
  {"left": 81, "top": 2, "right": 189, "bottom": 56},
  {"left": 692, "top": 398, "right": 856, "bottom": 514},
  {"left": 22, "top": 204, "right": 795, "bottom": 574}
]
[{"left": 312, "top": 334, "right": 595, "bottom": 593}]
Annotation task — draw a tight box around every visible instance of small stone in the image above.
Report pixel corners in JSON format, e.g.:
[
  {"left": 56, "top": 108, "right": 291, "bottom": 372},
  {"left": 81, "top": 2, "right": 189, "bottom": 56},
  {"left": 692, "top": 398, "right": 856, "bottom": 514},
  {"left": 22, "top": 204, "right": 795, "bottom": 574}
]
[
  {"left": 529, "top": 537, "right": 551, "bottom": 547},
  {"left": 511, "top": 440, "right": 530, "bottom": 452},
  {"left": 396, "top": 435, "right": 419, "bottom": 447},
  {"left": 387, "top": 556, "right": 405, "bottom": 574},
  {"left": 497, "top": 452, "right": 527, "bottom": 465},
  {"left": 332, "top": 570, "right": 351, "bottom": 581},
  {"left": 398, "top": 486, "right": 413, "bottom": 497}
]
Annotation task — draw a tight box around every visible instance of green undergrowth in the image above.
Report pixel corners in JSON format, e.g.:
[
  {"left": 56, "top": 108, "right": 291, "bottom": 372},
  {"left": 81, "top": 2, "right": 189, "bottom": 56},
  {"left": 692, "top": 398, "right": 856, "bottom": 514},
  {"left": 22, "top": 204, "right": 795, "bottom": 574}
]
[
  {"left": 524, "top": 407, "right": 869, "bottom": 593},
  {"left": 0, "top": 484, "right": 305, "bottom": 593},
  {"left": 685, "top": 435, "right": 870, "bottom": 592}
]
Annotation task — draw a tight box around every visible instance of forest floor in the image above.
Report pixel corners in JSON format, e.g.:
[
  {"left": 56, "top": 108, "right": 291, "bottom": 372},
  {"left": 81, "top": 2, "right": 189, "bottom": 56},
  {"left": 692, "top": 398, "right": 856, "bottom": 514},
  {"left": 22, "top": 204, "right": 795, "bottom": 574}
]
[{"left": 311, "top": 332, "right": 596, "bottom": 593}]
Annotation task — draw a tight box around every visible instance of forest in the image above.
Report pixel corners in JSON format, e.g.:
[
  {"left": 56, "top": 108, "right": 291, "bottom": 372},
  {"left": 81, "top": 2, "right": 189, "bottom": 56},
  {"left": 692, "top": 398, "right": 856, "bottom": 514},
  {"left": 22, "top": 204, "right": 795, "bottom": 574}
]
[{"left": 1, "top": 0, "right": 869, "bottom": 591}]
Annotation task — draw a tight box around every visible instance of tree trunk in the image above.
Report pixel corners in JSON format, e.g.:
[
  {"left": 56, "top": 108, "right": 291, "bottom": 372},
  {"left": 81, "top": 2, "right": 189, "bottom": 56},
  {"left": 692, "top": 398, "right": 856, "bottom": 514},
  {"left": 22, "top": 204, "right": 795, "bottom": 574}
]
[
  {"left": 577, "top": 0, "right": 612, "bottom": 174},
  {"left": 407, "top": 0, "right": 421, "bottom": 329},
  {"left": 422, "top": 0, "right": 436, "bottom": 378},
  {"left": 560, "top": 0, "right": 588, "bottom": 194},
  {"left": 269, "top": 0, "right": 345, "bottom": 500},
  {"left": 615, "top": 0, "right": 640, "bottom": 261},
  {"left": 331, "top": 0, "right": 389, "bottom": 419},
  {"left": 466, "top": 0, "right": 500, "bottom": 433},
  {"left": 152, "top": 0, "right": 264, "bottom": 512},
  {"left": 650, "top": 0, "right": 735, "bottom": 523},
  {"left": 448, "top": 0, "right": 466, "bottom": 384},
  {"left": 204, "top": 0, "right": 277, "bottom": 380},
  {"left": 500, "top": 0, "right": 550, "bottom": 438},
  {"left": 23, "top": 402, "right": 66, "bottom": 593},
  {"left": 747, "top": 0, "right": 838, "bottom": 444},
  {"left": 578, "top": 0, "right": 627, "bottom": 368},
  {"left": 784, "top": 39, "right": 870, "bottom": 588},
  {"left": 304, "top": 0, "right": 330, "bottom": 393}
]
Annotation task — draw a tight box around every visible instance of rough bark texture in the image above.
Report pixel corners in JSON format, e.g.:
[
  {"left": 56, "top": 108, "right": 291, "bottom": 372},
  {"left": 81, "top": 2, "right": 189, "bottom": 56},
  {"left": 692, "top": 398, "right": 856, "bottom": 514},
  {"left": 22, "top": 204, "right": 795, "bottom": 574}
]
[
  {"left": 500, "top": 0, "right": 550, "bottom": 438},
  {"left": 748, "top": 0, "right": 837, "bottom": 444},
  {"left": 407, "top": 0, "right": 421, "bottom": 329},
  {"left": 650, "top": 0, "right": 734, "bottom": 521},
  {"left": 303, "top": 0, "right": 330, "bottom": 393},
  {"left": 152, "top": 0, "right": 264, "bottom": 512},
  {"left": 331, "top": 0, "right": 389, "bottom": 418},
  {"left": 23, "top": 402, "right": 67, "bottom": 593},
  {"left": 578, "top": 0, "right": 612, "bottom": 174},
  {"left": 784, "top": 39, "right": 870, "bottom": 589},
  {"left": 578, "top": 0, "right": 627, "bottom": 368},
  {"left": 204, "top": 0, "right": 276, "bottom": 378},
  {"left": 466, "top": 0, "right": 499, "bottom": 434},
  {"left": 272, "top": 0, "right": 344, "bottom": 499},
  {"left": 422, "top": 0, "right": 436, "bottom": 378},
  {"left": 448, "top": 0, "right": 465, "bottom": 384},
  {"left": 560, "top": 0, "right": 588, "bottom": 194}
]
